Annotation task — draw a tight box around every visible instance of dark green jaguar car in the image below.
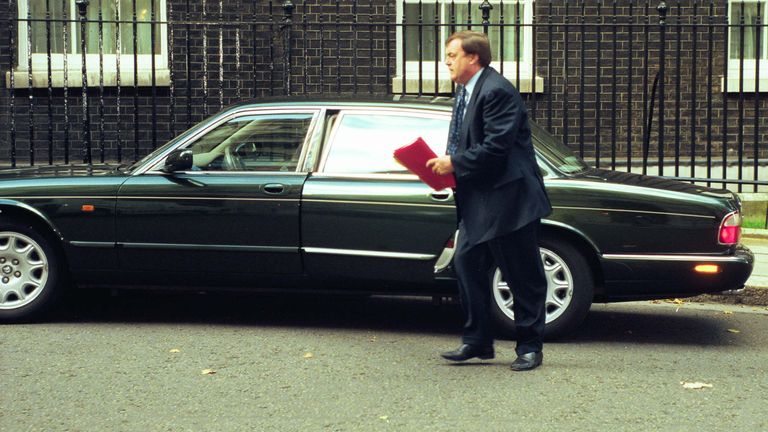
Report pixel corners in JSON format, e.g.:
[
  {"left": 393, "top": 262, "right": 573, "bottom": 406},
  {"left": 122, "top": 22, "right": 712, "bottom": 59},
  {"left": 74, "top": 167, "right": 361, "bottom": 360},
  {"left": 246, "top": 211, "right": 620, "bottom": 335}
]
[{"left": 0, "top": 97, "right": 754, "bottom": 337}]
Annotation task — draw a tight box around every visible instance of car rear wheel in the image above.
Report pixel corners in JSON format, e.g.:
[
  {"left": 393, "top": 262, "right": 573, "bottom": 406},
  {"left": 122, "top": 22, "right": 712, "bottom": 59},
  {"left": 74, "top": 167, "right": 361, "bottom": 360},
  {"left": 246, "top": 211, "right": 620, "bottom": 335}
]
[
  {"left": 490, "top": 237, "right": 594, "bottom": 339},
  {"left": 0, "top": 221, "right": 61, "bottom": 322}
]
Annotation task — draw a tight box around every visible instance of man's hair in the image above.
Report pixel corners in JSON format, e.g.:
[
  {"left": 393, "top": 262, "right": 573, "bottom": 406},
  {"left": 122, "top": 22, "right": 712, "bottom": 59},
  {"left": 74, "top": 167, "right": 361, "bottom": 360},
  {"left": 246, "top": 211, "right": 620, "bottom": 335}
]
[{"left": 446, "top": 31, "right": 492, "bottom": 67}]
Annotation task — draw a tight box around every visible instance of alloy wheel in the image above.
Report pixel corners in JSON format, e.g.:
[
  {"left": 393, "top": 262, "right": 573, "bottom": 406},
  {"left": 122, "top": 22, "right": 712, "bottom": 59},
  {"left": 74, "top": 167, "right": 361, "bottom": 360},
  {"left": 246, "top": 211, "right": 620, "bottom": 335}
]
[
  {"left": 491, "top": 247, "right": 574, "bottom": 324},
  {"left": 0, "top": 232, "right": 49, "bottom": 310}
]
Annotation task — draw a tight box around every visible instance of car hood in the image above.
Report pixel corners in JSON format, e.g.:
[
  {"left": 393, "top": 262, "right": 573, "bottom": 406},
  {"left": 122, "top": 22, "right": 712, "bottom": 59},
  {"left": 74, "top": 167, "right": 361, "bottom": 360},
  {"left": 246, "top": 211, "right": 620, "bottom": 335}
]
[{"left": 0, "top": 164, "right": 124, "bottom": 179}]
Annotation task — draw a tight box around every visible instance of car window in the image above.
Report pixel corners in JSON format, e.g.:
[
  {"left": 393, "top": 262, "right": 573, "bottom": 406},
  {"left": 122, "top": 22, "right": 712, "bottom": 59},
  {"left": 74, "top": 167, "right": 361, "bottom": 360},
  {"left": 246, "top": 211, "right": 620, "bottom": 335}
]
[
  {"left": 530, "top": 121, "right": 590, "bottom": 175},
  {"left": 186, "top": 113, "right": 314, "bottom": 172},
  {"left": 323, "top": 112, "right": 449, "bottom": 174}
]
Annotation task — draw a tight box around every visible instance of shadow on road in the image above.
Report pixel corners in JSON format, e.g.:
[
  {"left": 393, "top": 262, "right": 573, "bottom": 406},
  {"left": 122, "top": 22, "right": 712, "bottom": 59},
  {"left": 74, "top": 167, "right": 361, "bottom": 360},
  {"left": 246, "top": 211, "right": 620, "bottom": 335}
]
[
  {"left": 58, "top": 290, "right": 464, "bottom": 335},
  {"left": 570, "top": 306, "right": 733, "bottom": 346},
  {"left": 50, "top": 289, "right": 735, "bottom": 346}
]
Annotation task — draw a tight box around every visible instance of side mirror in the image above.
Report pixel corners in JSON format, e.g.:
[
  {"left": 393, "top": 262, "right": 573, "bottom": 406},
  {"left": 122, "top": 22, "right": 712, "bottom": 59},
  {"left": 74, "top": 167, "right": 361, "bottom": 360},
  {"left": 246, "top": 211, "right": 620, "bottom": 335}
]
[{"left": 162, "top": 149, "right": 193, "bottom": 173}]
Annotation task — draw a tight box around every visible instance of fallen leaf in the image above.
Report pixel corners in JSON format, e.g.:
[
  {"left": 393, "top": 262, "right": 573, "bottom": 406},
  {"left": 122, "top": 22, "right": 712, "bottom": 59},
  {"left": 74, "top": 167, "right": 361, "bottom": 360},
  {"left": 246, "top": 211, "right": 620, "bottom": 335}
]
[
  {"left": 650, "top": 300, "right": 661, "bottom": 304},
  {"left": 727, "top": 329, "right": 741, "bottom": 333},
  {"left": 670, "top": 298, "right": 685, "bottom": 305},
  {"left": 201, "top": 369, "right": 216, "bottom": 375},
  {"left": 723, "top": 310, "right": 733, "bottom": 315},
  {"left": 169, "top": 349, "right": 181, "bottom": 353},
  {"left": 681, "top": 381, "right": 713, "bottom": 390},
  {"left": 379, "top": 416, "right": 390, "bottom": 422},
  {"left": 303, "top": 352, "right": 314, "bottom": 359}
]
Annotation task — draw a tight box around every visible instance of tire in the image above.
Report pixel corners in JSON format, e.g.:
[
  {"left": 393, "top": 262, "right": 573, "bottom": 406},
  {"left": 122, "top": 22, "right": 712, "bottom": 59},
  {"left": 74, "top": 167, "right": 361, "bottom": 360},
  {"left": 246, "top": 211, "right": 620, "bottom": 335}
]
[
  {"left": 490, "top": 236, "right": 594, "bottom": 340},
  {"left": 0, "top": 220, "right": 62, "bottom": 323}
]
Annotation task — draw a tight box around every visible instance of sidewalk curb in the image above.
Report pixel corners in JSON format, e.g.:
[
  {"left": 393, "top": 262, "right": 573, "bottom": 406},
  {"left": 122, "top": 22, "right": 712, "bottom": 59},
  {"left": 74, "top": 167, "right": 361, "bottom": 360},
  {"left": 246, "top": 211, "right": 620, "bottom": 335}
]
[
  {"left": 743, "top": 228, "right": 768, "bottom": 239},
  {"left": 689, "top": 286, "right": 768, "bottom": 307}
]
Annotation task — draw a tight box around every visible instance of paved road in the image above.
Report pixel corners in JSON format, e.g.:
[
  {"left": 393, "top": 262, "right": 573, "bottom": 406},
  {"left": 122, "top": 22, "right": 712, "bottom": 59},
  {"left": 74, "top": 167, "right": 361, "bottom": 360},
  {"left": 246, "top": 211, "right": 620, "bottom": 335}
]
[{"left": 2, "top": 292, "right": 767, "bottom": 431}]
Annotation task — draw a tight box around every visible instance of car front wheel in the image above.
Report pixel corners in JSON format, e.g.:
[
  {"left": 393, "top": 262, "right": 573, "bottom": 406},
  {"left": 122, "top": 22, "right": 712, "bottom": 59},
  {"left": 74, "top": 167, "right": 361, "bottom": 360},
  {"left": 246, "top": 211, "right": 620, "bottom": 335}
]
[
  {"left": 0, "top": 221, "right": 61, "bottom": 322},
  {"left": 490, "top": 237, "right": 594, "bottom": 339}
]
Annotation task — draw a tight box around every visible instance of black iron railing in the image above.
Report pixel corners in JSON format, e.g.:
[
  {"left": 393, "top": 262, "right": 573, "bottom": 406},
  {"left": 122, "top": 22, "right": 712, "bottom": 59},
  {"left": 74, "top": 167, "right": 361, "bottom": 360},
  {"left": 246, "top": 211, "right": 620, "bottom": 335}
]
[{"left": 1, "top": 0, "right": 766, "bottom": 191}]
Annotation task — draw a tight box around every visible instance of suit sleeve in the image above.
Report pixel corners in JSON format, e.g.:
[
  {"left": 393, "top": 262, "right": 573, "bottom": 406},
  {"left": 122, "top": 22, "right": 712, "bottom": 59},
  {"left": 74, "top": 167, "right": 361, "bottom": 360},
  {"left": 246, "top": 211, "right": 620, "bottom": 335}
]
[{"left": 450, "top": 85, "right": 525, "bottom": 182}]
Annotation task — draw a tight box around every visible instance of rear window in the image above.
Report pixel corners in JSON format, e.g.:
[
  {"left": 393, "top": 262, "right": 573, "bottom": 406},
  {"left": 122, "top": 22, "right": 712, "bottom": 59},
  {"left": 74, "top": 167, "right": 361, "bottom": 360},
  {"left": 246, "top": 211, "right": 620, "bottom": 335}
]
[
  {"left": 531, "top": 122, "right": 590, "bottom": 175},
  {"left": 323, "top": 112, "right": 449, "bottom": 174}
]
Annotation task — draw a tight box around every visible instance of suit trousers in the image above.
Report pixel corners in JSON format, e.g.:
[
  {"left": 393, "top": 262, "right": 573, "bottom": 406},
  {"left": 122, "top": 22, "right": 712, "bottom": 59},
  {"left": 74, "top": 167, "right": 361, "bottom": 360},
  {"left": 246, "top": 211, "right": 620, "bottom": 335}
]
[{"left": 454, "top": 219, "right": 547, "bottom": 354}]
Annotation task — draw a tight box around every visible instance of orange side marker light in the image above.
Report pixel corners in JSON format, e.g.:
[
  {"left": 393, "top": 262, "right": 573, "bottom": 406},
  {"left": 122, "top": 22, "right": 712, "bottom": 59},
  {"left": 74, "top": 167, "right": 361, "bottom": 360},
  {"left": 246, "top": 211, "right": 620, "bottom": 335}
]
[
  {"left": 694, "top": 264, "right": 720, "bottom": 274},
  {"left": 81, "top": 204, "right": 95, "bottom": 212}
]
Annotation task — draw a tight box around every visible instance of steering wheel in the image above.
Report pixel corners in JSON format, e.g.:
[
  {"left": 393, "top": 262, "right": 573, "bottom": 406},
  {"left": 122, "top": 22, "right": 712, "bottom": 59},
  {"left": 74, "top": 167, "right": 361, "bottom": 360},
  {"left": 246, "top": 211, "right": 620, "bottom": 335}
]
[{"left": 223, "top": 145, "right": 246, "bottom": 171}]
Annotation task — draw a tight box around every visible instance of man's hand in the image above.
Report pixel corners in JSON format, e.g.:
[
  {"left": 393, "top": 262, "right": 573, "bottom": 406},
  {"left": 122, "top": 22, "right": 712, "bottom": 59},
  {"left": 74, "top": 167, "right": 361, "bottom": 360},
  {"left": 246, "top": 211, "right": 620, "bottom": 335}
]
[{"left": 426, "top": 155, "right": 454, "bottom": 176}]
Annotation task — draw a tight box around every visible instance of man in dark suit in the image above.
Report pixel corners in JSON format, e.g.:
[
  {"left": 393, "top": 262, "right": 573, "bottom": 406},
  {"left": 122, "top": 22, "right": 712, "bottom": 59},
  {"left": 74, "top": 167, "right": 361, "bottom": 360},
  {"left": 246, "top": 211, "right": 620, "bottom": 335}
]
[{"left": 427, "top": 31, "right": 552, "bottom": 371}]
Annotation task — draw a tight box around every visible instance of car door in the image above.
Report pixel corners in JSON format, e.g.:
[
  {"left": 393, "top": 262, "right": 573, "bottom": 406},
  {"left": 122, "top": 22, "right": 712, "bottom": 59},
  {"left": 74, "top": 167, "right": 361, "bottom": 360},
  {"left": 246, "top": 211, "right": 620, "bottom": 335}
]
[
  {"left": 301, "top": 108, "right": 457, "bottom": 285},
  {"left": 115, "top": 109, "right": 319, "bottom": 281}
]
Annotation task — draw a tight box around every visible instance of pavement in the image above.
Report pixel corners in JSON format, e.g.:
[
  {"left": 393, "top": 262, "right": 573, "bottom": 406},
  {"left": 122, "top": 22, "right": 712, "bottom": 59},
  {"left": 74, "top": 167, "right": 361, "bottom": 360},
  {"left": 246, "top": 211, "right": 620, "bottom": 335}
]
[
  {"left": 743, "top": 229, "right": 768, "bottom": 288},
  {"left": 4, "top": 295, "right": 768, "bottom": 431}
]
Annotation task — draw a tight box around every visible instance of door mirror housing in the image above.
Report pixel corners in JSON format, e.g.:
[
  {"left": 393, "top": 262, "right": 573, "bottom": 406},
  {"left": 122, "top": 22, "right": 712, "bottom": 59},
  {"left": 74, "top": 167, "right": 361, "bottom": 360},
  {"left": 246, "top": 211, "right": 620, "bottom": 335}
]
[{"left": 162, "top": 149, "right": 193, "bottom": 173}]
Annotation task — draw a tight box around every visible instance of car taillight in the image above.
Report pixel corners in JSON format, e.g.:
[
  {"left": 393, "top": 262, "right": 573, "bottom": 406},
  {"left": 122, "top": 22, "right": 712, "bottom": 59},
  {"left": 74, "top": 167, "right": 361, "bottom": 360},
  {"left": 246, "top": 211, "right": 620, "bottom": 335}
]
[
  {"left": 444, "top": 236, "right": 455, "bottom": 249},
  {"left": 718, "top": 211, "right": 742, "bottom": 245}
]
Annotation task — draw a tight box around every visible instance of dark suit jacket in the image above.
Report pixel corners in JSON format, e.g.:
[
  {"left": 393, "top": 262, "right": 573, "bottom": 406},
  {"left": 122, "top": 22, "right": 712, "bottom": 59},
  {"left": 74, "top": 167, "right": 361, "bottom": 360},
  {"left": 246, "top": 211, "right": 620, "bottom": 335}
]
[{"left": 450, "top": 67, "right": 552, "bottom": 246}]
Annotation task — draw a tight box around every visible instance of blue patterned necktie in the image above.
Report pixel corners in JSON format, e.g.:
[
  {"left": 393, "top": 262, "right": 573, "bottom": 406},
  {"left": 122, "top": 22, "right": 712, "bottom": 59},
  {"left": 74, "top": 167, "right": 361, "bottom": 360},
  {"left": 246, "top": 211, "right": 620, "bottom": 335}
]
[{"left": 446, "top": 86, "right": 467, "bottom": 155}]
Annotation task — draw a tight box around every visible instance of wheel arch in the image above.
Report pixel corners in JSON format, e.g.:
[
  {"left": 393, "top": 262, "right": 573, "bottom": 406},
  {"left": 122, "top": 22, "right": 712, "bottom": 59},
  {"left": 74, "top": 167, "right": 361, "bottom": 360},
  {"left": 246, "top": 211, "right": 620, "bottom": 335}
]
[
  {"left": 0, "top": 200, "right": 63, "bottom": 238},
  {"left": 0, "top": 201, "right": 69, "bottom": 269},
  {"left": 540, "top": 220, "right": 604, "bottom": 296}
]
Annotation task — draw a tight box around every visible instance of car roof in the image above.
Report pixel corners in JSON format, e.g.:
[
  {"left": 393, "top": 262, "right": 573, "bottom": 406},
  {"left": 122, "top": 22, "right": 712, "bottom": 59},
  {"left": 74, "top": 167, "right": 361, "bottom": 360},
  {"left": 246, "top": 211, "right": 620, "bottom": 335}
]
[{"left": 226, "top": 95, "right": 455, "bottom": 112}]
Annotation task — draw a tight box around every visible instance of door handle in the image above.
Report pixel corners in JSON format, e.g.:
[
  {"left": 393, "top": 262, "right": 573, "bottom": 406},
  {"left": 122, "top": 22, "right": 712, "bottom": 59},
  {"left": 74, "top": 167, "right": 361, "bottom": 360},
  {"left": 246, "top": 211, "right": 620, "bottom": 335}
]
[
  {"left": 429, "top": 189, "right": 454, "bottom": 202},
  {"left": 263, "top": 183, "right": 286, "bottom": 194}
]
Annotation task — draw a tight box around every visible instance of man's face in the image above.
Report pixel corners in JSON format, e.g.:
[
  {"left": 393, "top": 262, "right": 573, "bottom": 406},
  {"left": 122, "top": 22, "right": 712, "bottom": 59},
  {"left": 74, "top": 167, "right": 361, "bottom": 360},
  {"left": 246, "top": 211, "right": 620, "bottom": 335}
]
[{"left": 445, "top": 39, "right": 479, "bottom": 85}]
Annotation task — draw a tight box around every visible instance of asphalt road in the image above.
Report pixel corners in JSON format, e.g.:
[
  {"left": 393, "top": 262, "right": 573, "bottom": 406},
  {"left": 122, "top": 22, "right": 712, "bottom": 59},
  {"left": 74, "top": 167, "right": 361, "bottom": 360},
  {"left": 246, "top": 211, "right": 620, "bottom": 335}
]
[{"left": 2, "top": 292, "right": 767, "bottom": 431}]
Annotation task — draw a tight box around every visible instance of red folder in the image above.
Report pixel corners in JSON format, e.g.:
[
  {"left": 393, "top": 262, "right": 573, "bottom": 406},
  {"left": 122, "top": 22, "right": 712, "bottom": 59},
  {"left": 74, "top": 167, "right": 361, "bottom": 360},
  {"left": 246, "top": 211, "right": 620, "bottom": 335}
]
[{"left": 393, "top": 137, "right": 456, "bottom": 190}]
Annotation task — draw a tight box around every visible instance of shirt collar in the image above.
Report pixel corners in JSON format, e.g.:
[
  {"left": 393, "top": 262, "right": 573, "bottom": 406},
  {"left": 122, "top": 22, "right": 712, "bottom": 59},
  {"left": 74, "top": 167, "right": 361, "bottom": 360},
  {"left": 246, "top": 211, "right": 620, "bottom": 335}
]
[{"left": 463, "top": 67, "right": 484, "bottom": 101}]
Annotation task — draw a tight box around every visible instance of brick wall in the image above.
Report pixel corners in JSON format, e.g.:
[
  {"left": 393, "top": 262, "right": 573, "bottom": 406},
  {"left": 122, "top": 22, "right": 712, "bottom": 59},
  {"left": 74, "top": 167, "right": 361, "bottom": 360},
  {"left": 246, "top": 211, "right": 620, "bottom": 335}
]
[{"left": 1, "top": 0, "right": 766, "bottom": 178}]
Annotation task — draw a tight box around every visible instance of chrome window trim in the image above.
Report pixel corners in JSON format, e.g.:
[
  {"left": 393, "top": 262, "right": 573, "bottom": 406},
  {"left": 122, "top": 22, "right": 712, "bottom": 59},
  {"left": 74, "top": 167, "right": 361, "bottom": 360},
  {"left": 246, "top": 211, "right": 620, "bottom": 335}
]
[
  {"left": 135, "top": 107, "right": 322, "bottom": 176},
  {"left": 602, "top": 253, "right": 742, "bottom": 262},
  {"left": 300, "top": 108, "right": 328, "bottom": 172},
  {"left": 309, "top": 172, "right": 420, "bottom": 181},
  {"left": 318, "top": 109, "right": 452, "bottom": 175},
  {"left": 140, "top": 171, "right": 310, "bottom": 177},
  {"left": 303, "top": 247, "right": 435, "bottom": 261},
  {"left": 552, "top": 205, "right": 715, "bottom": 220}
]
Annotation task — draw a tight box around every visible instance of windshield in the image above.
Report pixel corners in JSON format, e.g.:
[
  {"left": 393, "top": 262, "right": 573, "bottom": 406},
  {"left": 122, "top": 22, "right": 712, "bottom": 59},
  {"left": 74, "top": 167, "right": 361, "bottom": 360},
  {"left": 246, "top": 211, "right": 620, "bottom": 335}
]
[{"left": 530, "top": 122, "right": 590, "bottom": 175}]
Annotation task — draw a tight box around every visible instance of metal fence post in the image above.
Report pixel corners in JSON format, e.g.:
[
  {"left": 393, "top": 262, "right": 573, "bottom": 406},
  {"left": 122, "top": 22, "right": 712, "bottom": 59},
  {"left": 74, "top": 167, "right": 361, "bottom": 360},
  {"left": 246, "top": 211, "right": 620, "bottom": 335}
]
[
  {"left": 657, "top": 1, "right": 667, "bottom": 175},
  {"left": 76, "top": 0, "right": 92, "bottom": 164},
  {"left": 8, "top": 0, "right": 17, "bottom": 167},
  {"left": 282, "top": 0, "right": 295, "bottom": 95},
  {"left": 479, "top": 1, "right": 493, "bottom": 35}
]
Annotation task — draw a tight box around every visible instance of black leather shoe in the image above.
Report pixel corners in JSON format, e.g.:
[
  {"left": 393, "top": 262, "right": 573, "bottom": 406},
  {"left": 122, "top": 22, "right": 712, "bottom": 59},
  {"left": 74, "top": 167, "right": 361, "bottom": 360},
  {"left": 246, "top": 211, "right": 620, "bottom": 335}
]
[
  {"left": 441, "top": 344, "right": 495, "bottom": 362},
  {"left": 510, "top": 351, "right": 543, "bottom": 371}
]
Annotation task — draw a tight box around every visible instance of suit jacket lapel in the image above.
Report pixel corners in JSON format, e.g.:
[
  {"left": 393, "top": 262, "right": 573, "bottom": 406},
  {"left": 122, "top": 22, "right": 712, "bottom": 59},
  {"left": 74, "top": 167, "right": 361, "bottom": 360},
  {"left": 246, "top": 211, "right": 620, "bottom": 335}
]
[{"left": 458, "top": 68, "right": 492, "bottom": 150}]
